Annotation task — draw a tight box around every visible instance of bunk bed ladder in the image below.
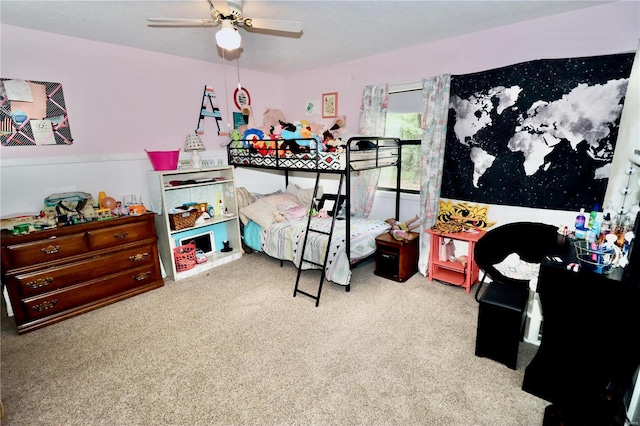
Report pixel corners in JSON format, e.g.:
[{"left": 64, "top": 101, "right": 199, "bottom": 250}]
[{"left": 293, "top": 172, "right": 344, "bottom": 307}]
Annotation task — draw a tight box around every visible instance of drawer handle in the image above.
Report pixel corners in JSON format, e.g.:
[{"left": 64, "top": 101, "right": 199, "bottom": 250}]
[
  {"left": 133, "top": 271, "right": 151, "bottom": 281},
  {"left": 25, "top": 277, "right": 54, "bottom": 289},
  {"left": 114, "top": 232, "right": 129, "bottom": 239},
  {"left": 32, "top": 299, "right": 58, "bottom": 312},
  {"left": 129, "top": 253, "right": 149, "bottom": 262},
  {"left": 41, "top": 245, "right": 61, "bottom": 255}
]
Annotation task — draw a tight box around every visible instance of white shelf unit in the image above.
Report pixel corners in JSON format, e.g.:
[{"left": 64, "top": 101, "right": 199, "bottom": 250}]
[{"left": 147, "top": 167, "right": 242, "bottom": 281}]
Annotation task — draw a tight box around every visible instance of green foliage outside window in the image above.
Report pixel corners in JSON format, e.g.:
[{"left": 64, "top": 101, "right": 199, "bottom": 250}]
[{"left": 380, "top": 113, "right": 423, "bottom": 192}]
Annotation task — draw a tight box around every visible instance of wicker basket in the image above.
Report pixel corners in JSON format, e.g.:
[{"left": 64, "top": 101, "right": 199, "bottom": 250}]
[
  {"left": 173, "top": 241, "right": 197, "bottom": 272},
  {"left": 169, "top": 208, "right": 202, "bottom": 231}
]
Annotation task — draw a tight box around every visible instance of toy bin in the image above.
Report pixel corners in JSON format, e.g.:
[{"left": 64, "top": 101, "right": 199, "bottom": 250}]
[
  {"left": 173, "top": 241, "right": 197, "bottom": 272},
  {"left": 146, "top": 149, "right": 180, "bottom": 171}
]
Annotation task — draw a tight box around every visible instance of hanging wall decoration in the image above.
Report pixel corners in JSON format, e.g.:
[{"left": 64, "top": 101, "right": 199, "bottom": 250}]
[
  {"left": 0, "top": 78, "right": 73, "bottom": 146},
  {"left": 431, "top": 200, "right": 496, "bottom": 233},
  {"left": 441, "top": 53, "right": 635, "bottom": 210},
  {"left": 196, "top": 85, "right": 227, "bottom": 136},
  {"left": 233, "top": 86, "right": 251, "bottom": 110}
]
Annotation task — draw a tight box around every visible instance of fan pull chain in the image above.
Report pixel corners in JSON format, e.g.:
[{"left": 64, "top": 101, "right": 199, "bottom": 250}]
[{"left": 221, "top": 49, "right": 232, "bottom": 132}]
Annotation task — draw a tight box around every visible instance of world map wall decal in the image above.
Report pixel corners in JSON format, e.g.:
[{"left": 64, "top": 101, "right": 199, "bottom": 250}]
[{"left": 441, "top": 53, "right": 635, "bottom": 211}]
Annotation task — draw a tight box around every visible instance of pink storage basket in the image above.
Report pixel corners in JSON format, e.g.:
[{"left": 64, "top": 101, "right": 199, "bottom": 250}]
[
  {"left": 146, "top": 149, "right": 180, "bottom": 171},
  {"left": 173, "top": 241, "right": 197, "bottom": 272}
]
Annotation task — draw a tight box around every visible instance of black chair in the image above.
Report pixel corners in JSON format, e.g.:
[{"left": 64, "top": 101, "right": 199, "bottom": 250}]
[{"left": 474, "top": 222, "right": 560, "bottom": 369}]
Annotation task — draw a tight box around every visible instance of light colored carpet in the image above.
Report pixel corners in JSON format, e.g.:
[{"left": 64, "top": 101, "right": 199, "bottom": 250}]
[{"left": 1, "top": 253, "right": 547, "bottom": 425}]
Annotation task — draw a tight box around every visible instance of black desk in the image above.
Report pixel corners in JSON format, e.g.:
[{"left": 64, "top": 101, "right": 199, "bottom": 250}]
[{"left": 522, "top": 241, "right": 640, "bottom": 424}]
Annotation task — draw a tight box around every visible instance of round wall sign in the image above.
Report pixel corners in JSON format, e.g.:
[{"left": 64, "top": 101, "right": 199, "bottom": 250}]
[{"left": 234, "top": 87, "right": 251, "bottom": 110}]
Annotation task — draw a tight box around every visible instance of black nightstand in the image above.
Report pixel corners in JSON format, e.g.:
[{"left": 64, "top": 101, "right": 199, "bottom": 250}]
[{"left": 374, "top": 232, "right": 419, "bottom": 282}]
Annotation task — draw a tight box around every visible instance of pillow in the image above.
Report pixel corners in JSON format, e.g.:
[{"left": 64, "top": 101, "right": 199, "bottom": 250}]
[
  {"left": 240, "top": 199, "right": 278, "bottom": 229},
  {"left": 284, "top": 205, "right": 308, "bottom": 221},
  {"left": 236, "top": 187, "right": 255, "bottom": 210},
  {"left": 260, "top": 192, "right": 301, "bottom": 209},
  {"left": 239, "top": 192, "right": 302, "bottom": 229},
  {"left": 252, "top": 189, "right": 283, "bottom": 200},
  {"left": 286, "top": 183, "right": 323, "bottom": 207},
  {"left": 493, "top": 253, "right": 541, "bottom": 291}
]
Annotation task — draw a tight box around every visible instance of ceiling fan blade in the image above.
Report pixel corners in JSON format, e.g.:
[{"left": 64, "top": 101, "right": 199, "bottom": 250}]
[
  {"left": 147, "top": 18, "right": 216, "bottom": 25},
  {"left": 245, "top": 17, "right": 302, "bottom": 33},
  {"left": 210, "top": 0, "right": 231, "bottom": 16}
]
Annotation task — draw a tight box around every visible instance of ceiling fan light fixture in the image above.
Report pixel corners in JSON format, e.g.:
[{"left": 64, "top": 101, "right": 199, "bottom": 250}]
[{"left": 216, "top": 21, "right": 241, "bottom": 50}]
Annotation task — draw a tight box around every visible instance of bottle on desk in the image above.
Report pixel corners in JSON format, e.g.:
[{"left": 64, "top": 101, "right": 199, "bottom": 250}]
[
  {"left": 584, "top": 204, "right": 600, "bottom": 242},
  {"left": 575, "top": 208, "right": 587, "bottom": 239},
  {"left": 587, "top": 218, "right": 600, "bottom": 243},
  {"left": 587, "top": 204, "right": 599, "bottom": 230},
  {"left": 598, "top": 213, "right": 612, "bottom": 243}
]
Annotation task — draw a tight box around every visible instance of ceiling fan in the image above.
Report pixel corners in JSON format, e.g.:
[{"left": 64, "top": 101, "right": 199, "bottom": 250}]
[{"left": 147, "top": 0, "right": 303, "bottom": 50}]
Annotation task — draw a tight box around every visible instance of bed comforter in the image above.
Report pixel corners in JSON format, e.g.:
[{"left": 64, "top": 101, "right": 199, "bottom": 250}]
[{"left": 259, "top": 217, "right": 391, "bottom": 285}]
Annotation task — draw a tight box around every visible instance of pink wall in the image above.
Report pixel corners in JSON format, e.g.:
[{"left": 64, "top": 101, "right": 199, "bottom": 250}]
[
  {"left": 0, "top": 26, "right": 284, "bottom": 160},
  {"left": 281, "top": 2, "right": 640, "bottom": 134},
  {"left": 2, "top": 2, "right": 637, "bottom": 159},
  {"left": 0, "top": 1, "right": 638, "bottom": 218}
]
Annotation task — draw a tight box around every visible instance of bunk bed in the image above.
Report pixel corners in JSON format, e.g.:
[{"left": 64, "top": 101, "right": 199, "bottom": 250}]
[{"left": 228, "top": 136, "right": 402, "bottom": 304}]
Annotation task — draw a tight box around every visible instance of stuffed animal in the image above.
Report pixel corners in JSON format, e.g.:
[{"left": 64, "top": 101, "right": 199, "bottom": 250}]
[
  {"left": 244, "top": 128, "right": 265, "bottom": 153},
  {"left": 313, "top": 208, "right": 330, "bottom": 219},
  {"left": 226, "top": 129, "right": 243, "bottom": 150},
  {"left": 328, "top": 116, "right": 346, "bottom": 138},
  {"left": 280, "top": 122, "right": 310, "bottom": 153},
  {"left": 322, "top": 130, "right": 346, "bottom": 153},
  {"left": 262, "top": 109, "right": 287, "bottom": 138},
  {"left": 320, "top": 116, "right": 347, "bottom": 152},
  {"left": 235, "top": 108, "right": 289, "bottom": 141},
  {"left": 385, "top": 215, "right": 420, "bottom": 241}
]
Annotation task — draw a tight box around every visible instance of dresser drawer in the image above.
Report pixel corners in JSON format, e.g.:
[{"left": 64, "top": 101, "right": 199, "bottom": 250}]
[
  {"left": 86, "top": 221, "right": 155, "bottom": 250},
  {"left": 9, "top": 242, "right": 159, "bottom": 298},
  {"left": 4, "top": 233, "right": 89, "bottom": 269},
  {"left": 21, "top": 264, "right": 162, "bottom": 321}
]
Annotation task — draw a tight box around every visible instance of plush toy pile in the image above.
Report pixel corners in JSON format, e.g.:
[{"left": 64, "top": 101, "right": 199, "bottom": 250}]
[{"left": 232, "top": 108, "right": 347, "bottom": 156}]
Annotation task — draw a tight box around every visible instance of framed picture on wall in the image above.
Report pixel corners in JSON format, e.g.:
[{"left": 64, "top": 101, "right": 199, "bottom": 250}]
[{"left": 322, "top": 92, "right": 338, "bottom": 118}]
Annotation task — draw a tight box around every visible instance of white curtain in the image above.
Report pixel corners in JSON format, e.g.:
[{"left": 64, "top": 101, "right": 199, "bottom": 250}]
[
  {"left": 418, "top": 75, "right": 451, "bottom": 276},
  {"left": 354, "top": 84, "right": 388, "bottom": 217}
]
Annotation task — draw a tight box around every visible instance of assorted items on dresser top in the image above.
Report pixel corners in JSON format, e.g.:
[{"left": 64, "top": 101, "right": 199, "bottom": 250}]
[{"left": 1, "top": 191, "right": 148, "bottom": 235}]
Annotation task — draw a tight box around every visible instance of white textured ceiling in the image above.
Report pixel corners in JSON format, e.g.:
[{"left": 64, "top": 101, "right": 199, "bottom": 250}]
[{"left": 1, "top": 0, "right": 609, "bottom": 75}]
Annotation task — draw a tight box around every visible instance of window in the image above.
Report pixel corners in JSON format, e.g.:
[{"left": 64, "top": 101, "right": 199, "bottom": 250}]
[{"left": 379, "top": 86, "right": 423, "bottom": 193}]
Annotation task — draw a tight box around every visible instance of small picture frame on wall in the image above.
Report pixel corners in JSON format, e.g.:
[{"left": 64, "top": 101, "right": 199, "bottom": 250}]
[{"left": 322, "top": 92, "right": 338, "bottom": 118}]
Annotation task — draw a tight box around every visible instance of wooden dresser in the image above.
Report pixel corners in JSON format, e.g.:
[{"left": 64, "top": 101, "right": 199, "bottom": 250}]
[{"left": 1, "top": 213, "right": 164, "bottom": 334}]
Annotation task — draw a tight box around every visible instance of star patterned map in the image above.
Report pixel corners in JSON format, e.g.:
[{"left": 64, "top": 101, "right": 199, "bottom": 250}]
[{"left": 441, "top": 53, "right": 634, "bottom": 210}]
